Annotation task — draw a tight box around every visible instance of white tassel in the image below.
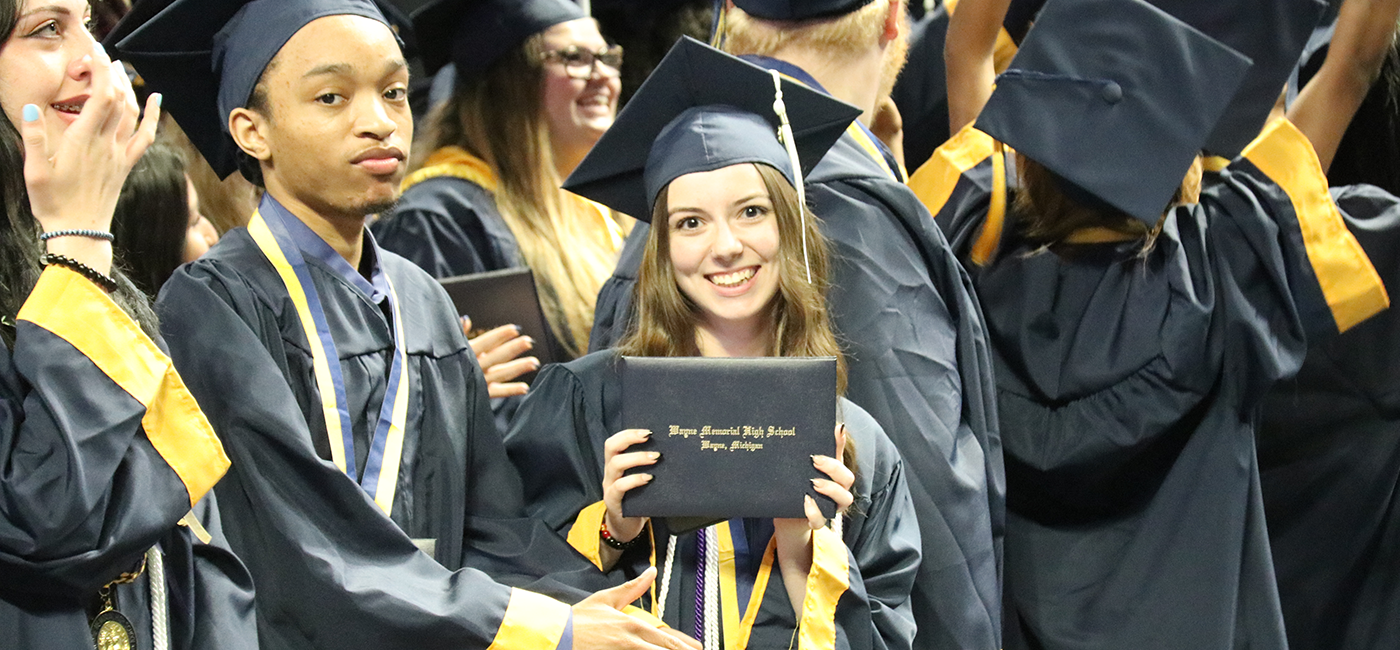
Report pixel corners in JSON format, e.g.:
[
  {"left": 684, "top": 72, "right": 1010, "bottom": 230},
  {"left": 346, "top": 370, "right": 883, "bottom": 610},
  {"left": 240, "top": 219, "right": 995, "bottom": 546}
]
[
  {"left": 703, "top": 527, "right": 721, "bottom": 650},
  {"left": 770, "top": 70, "right": 812, "bottom": 284}
]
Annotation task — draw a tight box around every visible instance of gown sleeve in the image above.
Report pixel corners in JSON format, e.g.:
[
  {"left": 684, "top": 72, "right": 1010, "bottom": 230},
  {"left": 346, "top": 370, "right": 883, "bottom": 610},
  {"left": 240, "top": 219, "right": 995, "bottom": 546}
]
[
  {"left": 588, "top": 223, "right": 650, "bottom": 354},
  {"left": 834, "top": 402, "right": 921, "bottom": 650},
  {"left": 371, "top": 177, "right": 514, "bottom": 278},
  {"left": 156, "top": 259, "right": 571, "bottom": 650},
  {"left": 0, "top": 266, "right": 229, "bottom": 596},
  {"left": 1200, "top": 118, "right": 1389, "bottom": 405}
]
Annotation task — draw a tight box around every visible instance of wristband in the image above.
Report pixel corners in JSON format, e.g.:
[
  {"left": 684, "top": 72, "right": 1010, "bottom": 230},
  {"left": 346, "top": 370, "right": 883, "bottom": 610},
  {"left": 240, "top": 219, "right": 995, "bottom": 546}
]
[
  {"left": 40, "top": 229, "right": 115, "bottom": 243},
  {"left": 40, "top": 253, "right": 119, "bottom": 292}
]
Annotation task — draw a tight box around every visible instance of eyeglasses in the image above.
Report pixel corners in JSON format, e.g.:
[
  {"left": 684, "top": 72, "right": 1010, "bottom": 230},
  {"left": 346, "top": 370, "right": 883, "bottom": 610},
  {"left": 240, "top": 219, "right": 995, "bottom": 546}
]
[{"left": 540, "top": 45, "right": 624, "bottom": 80}]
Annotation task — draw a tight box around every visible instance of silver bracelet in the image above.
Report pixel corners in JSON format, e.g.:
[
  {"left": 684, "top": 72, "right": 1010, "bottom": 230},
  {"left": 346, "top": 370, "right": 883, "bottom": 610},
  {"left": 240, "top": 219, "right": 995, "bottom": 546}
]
[{"left": 39, "top": 228, "right": 115, "bottom": 242}]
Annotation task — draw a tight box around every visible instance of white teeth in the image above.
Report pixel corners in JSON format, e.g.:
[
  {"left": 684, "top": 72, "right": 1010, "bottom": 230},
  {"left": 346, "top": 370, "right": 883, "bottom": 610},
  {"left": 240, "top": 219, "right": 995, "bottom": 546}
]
[
  {"left": 52, "top": 103, "right": 83, "bottom": 113},
  {"left": 709, "top": 268, "right": 756, "bottom": 287}
]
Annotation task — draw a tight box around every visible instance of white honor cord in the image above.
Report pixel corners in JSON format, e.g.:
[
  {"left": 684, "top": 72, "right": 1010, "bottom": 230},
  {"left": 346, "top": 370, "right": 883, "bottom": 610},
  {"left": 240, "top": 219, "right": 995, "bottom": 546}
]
[
  {"left": 703, "top": 527, "right": 721, "bottom": 650},
  {"left": 770, "top": 70, "right": 812, "bottom": 284},
  {"left": 657, "top": 534, "right": 680, "bottom": 623},
  {"left": 146, "top": 546, "right": 169, "bottom": 650}
]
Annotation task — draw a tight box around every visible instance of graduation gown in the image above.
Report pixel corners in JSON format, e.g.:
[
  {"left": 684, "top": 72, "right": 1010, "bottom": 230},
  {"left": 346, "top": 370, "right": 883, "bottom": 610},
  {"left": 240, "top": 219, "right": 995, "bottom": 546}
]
[
  {"left": 503, "top": 350, "right": 922, "bottom": 650},
  {"left": 156, "top": 194, "right": 623, "bottom": 650},
  {"left": 371, "top": 146, "right": 523, "bottom": 279},
  {"left": 589, "top": 59, "right": 1005, "bottom": 650},
  {"left": 1258, "top": 183, "right": 1400, "bottom": 650},
  {"left": 909, "top": 119, "right": 1390, "bottom": 649},
  {"left": 0, "top": 266, "right": 252, "bottom": 649}
]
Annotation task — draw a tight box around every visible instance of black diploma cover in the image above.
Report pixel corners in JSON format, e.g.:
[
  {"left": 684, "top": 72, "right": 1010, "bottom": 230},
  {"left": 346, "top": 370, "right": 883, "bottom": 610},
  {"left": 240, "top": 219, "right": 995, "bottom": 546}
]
[
  {"left": 439, "top": 268, "right": 561, "bottom": 376},
  {"left": 620, "top": 356, "right": 839, "bottom": 521}
]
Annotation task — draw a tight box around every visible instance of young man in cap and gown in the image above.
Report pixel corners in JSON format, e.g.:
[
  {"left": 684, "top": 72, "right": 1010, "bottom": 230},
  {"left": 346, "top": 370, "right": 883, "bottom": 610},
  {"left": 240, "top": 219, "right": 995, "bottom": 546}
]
[{"left": 113, "top": 1, "right": 703, "bottom": 648}]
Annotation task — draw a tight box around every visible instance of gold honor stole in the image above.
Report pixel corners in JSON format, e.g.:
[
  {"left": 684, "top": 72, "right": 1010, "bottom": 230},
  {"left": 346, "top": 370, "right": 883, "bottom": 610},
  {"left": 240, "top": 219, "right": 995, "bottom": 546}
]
[{"left": 247, "top": 203, "right": 411, "bottom": 516}]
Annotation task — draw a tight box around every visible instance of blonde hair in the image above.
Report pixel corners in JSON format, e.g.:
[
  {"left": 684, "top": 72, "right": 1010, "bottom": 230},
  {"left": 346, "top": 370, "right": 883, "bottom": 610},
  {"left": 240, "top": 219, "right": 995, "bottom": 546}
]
[
  {"left": 721, "top": 0, "right": 900, "bottom": 59},
  {"left": 617, "top": 163, "right": 847, "bottom": 395},
  {"left": 415, "top": 33, "right": 621, "bottom": 357}
]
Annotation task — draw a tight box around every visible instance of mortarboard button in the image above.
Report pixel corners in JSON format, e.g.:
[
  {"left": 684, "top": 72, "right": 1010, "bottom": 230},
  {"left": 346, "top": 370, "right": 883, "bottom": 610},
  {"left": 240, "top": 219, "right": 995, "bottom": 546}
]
[{"left": 1101, "top": 82, "right": 1123, "bottom": 104}]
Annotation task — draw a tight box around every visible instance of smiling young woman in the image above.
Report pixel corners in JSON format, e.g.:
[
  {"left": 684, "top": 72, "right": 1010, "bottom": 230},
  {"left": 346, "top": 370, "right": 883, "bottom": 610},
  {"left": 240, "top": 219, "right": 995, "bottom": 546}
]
[
  {"left": 0, "top": 0, "right": 250, "bottom": 648},
  {"left": 373, "top": 0, "right": 630, "bottom": 371}
]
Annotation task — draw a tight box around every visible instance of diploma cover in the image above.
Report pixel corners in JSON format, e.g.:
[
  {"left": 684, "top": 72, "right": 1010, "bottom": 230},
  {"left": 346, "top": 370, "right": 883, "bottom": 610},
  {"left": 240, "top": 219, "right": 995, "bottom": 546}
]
[
  {"left": 439, "top": 268, "right": 560, "bottom": 375},
  {"left": 620, "top": 356, "right": 839, "bottom": 520}
]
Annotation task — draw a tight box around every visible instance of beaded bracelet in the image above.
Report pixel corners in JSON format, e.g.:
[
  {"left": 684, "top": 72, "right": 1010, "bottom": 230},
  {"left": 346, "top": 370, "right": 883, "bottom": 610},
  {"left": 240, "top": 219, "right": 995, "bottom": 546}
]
[
  {"left": 39, "top": 228, "right": 115, "bottom": 243},
  {"left": 600, "top": 520, "right": 645, "bottom": 551},
  {"left": 40, "top": 253, "right": 119, "bottom": 292}
]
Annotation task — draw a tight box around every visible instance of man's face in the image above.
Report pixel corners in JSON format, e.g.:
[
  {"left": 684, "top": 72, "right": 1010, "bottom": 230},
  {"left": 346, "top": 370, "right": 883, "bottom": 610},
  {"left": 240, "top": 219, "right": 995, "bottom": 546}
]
[{"left": 247, "top": 15, "right": 411, "bottom": 220}]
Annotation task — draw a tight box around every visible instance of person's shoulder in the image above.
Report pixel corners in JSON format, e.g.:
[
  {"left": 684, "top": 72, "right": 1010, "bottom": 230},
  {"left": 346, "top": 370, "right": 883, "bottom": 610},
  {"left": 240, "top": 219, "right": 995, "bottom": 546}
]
[
  {"left": 554, "top": 348, "right": 622, "bottom": 382},
  {"left": 394, "top": 175, "right": 498, "bottom": 216},
  {"left": 164, "top": 227, "right": 276, "bottom": 304}
]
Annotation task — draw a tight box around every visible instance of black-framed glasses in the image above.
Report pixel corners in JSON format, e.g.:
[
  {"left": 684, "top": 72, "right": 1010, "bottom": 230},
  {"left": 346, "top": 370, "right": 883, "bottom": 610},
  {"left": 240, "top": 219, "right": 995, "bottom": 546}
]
[{"left": 540, "top": 45, "right": 624, "bottom": 79}]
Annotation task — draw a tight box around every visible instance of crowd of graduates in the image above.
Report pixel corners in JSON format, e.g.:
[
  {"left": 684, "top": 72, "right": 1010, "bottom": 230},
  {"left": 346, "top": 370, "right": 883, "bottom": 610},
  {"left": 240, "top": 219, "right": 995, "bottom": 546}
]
[{"left": 2, "top": 0, "right": 1399, "bottom": 649}]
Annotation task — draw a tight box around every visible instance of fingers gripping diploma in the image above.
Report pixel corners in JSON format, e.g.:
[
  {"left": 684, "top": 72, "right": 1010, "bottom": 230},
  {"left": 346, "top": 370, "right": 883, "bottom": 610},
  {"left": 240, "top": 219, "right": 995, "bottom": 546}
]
[
  {"left": 772, "top": 423, "right": 855, "bottom": 612},
  {"left": 573, "top": 568, "right": 703, "bottom": 650},
  {"left": 599, "top": 428, "right": 656, "bottom": 567},
  {"left": 461, "top": 316, "right": 540, "bottom": 398}
]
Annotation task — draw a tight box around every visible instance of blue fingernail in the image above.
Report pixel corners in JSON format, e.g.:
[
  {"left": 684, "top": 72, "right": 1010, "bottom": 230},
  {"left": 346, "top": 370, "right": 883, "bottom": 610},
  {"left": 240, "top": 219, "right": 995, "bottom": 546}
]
[
  {"left": 22, "top": 105, "right": 39, "bottom": 122},
  {"left": 154, "top": 93, "right": 163, "bottom": 108}
]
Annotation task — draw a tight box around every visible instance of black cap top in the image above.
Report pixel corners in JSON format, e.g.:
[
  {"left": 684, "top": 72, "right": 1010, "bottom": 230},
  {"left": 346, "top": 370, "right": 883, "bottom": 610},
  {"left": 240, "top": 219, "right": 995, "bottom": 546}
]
[
  {"left": 413, "top": 0, "right": 587, "bottom": 77},
  {"left": 975, "top": 0, "right": 1251, "bottom": 224},
  {"left": 112, "top": 0, "right": 392, "bottom": 179},
  {"left": 730, "top": 0, "right": 877, "bottom": 20},
  {"left": 563, "top": 36, "right": 860, "bottom": 221},
  {"left": 996, "top": 0, "right": 1327, "bottom": 155}
]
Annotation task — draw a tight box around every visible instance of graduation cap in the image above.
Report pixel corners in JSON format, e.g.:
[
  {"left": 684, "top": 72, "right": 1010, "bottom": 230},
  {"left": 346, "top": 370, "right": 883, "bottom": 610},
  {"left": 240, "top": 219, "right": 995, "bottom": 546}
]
[
  {"left": 412, "top": 0, "right": 587, "bottom": 77},
  {"left": 111, "top": 0, "right": 394, "bottom": 179},
  {"left": 729, "top": 0, "right": 876, "bottom": 20},
  {"left": 563, "top": 36, "right": 861, "bottom": 223},
  {"left": 996, "top": 0, "right": 1327, "bottom": 155},
  {"left": 976, "top": 0, "right": 1254, "bottom": 224}
]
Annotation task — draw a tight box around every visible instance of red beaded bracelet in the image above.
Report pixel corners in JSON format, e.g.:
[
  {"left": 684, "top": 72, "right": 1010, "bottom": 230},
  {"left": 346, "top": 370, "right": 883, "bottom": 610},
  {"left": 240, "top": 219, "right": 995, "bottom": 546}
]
[{"left": 600, "top": 520, "right": 644, "bottom": 551}]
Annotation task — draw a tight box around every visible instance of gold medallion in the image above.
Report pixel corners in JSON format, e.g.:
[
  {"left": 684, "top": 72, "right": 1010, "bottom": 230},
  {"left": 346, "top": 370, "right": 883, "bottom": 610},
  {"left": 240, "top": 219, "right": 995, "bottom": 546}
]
[{"left": 90, "top": 609, "right": 135, "bottom": 650}]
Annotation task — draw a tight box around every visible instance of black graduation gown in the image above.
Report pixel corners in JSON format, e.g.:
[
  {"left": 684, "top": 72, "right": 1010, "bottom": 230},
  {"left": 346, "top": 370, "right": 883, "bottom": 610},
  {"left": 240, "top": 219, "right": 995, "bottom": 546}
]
[
  {"left": 502, "top": 350, "right": 922, "bottom": 650},
  {"left": 588, "top": 64, "right": 1005, "bottom": 650},
  {"left": 371, "top": 175, "right": 522, "bottom": 279},
  {"left": 890, "top": 6, "right": 951, "bottom": 172},
  {"left": 156, "top": 213, "right": 622, "bottom": 650},
  {"left": 0, "top": 266, "right": 253, "bottom": 650},
  {"left": 1258, "top": 183, "right": 1400, "bottom": 650},
  {"left": 910, "top": 120, "right": 1389, "bottom": 649}
]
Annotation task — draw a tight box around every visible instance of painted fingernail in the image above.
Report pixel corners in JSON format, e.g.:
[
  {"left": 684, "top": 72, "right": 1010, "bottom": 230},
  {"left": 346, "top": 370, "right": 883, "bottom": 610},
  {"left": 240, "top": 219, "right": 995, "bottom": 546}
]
[
  {"left": 640, "top": 429, "right": 652, "bottom": 438},
  {"left": 96, "top": 42, "right": 107, "bottom": 56},
  {"left": 530, "top": 359, "right": 541, "bottom": 370},
  {"left": 22, "top": 104, "right": 39, "bottom": 122},
  {"left": 153, "top": 93, "right": 163, "bottom": 108},
  {"left": 513, "top": 324, "right": 522, "bottom": 334},
  {"left": 811, "top": 478, "right": 822, "bottom": 487}
]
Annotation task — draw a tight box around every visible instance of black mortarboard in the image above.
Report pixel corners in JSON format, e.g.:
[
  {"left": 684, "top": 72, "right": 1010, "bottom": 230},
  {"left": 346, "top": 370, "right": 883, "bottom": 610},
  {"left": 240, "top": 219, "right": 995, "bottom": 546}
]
[
  {"left": 413, "top": 0, "right": 587, "bottom": 77},
  {"left": 730, "top": 0, "right": 875, "bottom": 20},
  {"left": 996, "top": 0, "right": 1327, "bottom": 155},
  {"left": 112, "top": 0, "right": 392, "bottom": 179},
  {"left": 563, "top": 36, "right": 860, "bottom": 221},
  {"left": 975, "top": 0, "right": 1251, "bottom": 224}
]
